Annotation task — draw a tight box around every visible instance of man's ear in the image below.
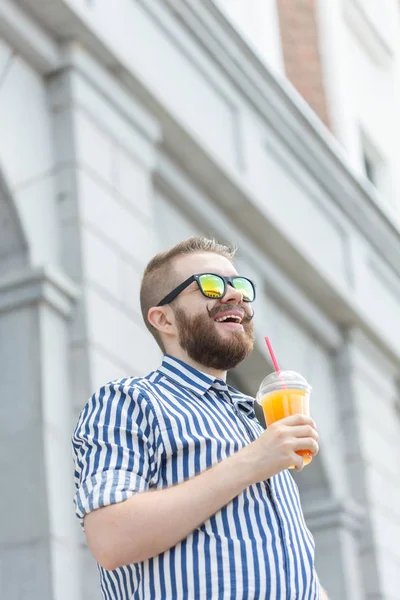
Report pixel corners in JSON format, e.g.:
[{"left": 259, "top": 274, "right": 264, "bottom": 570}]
[{"left": 147, "top": 305, "right": 174, "bottom": 336}]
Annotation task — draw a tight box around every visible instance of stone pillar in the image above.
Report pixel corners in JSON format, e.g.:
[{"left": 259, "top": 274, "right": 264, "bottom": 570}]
[
  {"left": 47, "top": 42, "right": 162, "bottom": 597},
  {"left": 0, "top": 267, "right": 79, "bottom": 600},
  {"left": 303, "top": 496, "right": 364, "bottom": 599},
  {"left": 334, "top": 328, "right": 400, "bottom": 599}
]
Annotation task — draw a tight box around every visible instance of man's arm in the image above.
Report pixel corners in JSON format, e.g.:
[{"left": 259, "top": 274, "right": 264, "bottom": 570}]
[{"left": 84, "top": 414, "right": 319, "bottom": 570}]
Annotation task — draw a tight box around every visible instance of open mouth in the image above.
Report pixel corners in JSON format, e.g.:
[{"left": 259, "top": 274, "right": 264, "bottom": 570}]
[{"left": 213, "top": 311, "right": 244, "bottom": 329}]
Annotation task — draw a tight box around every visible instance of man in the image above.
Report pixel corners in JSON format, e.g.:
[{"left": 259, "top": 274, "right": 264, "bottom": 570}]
[{"left": 72, "top": 236, "right": 322, "bottom": 599}]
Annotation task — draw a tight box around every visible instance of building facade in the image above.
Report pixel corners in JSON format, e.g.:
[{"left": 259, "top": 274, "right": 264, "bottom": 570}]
[{"left": 1, "top": 1, "right": 400, "bottom": 598}]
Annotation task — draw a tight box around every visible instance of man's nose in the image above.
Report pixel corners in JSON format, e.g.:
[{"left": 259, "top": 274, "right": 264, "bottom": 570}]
[{"left": 221, "top": 283, "right": 244, "bottom": 304}]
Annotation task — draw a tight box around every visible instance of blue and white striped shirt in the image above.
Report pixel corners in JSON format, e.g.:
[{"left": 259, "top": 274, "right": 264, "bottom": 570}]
[{"left": 73, "top": 355, "right": 320, "bottom": 599}]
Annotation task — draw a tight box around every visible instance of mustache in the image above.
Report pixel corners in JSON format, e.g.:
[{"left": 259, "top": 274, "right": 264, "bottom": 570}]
[{"left": 206, "top": 305, "right": 254, "bottom": 322}]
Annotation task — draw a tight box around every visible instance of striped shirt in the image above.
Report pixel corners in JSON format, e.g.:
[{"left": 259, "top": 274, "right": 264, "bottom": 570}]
[{"left": 72, "top": 355, "right": 320, "bottom": 600}]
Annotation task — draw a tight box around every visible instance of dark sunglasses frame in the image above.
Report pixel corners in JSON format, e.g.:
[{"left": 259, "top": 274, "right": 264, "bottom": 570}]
[{"left": 157, "top": 273, "right": 256, "bottom": 306}]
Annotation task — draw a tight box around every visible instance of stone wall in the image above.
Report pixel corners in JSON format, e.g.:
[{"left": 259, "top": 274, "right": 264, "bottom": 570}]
[{"left": 1, "top": 1, "right": 400, "bottom": 598}]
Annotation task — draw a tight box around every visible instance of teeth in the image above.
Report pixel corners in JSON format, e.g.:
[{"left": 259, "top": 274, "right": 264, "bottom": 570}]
[{"left": 215, "top": 314, "right": 242, "bottom": 322}]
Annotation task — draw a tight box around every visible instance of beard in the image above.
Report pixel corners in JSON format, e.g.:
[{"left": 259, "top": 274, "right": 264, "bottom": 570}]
[{"left": 172, "top": 303, "right": 255, "bottom": 371}]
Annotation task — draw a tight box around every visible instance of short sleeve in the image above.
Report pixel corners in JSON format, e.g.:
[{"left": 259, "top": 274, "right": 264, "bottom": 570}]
[{"left": 72, "top": 382, "right": 158, "bottom": 527}]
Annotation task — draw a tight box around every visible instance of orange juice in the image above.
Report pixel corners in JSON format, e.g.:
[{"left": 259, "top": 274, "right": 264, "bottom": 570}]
[{"left": 261, "top": 388, "right": 312, "bottom": 466}]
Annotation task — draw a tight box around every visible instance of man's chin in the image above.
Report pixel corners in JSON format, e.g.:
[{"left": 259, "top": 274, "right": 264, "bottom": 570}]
[
  {"left": 212, "top": 338, "right": 254, "bottom": 361},
  {"left": 215, "top": 325, "right": 254, "bottom": 344},
  {"left": 186, "top": 338, "right": 254, "bottom": 371},
  {"left": 204, "top": 350, "right": 252, "bottom": 371}
]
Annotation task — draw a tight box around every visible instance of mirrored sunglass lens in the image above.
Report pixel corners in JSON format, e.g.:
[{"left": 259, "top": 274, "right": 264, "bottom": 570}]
[
  {"left": 199, "top": 274, "right": 224, "bottom": 298},
  {"left": 233, "top": 278, "right": 254, "bottom": 301}
]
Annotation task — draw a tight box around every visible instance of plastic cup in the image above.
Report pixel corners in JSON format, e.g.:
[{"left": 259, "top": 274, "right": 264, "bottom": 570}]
[{"left": 256, "top": 370, "right": 313, "bottom": 468}]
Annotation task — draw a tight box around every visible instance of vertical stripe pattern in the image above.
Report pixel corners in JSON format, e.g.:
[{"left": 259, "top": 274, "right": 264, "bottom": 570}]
[{"left": 73, "top": 355, "right": 320, "bottom": 599}]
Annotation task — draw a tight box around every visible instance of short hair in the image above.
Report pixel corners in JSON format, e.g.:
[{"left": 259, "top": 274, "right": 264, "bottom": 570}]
[{"left": 140, "top": 236, "right": 236, "bottom": 350}]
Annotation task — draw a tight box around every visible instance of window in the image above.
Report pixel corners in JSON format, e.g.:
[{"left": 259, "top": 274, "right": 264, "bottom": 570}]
[
  {"left": 360, "top": 129, "right": 387, "bottom": 193},
  {"left": 363, "top": 151, "right": 377, "bottom": 186}
]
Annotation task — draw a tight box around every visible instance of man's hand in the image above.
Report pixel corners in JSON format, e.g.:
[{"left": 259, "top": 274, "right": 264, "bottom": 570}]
[{"left": 237, "top": 414, "right": 319, "bottom": 485}]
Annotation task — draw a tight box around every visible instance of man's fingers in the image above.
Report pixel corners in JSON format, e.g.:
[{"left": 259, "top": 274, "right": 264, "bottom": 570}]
[
  {"left": 287, "top": 425, "right": 319, "bottom": 441},
  {"left": 293, "top": 455, "right": 305, "bottom": 471},
  {"left": 279, "top": 414, "right": 316, "bottom": 428},
  {"left": 294, "top": 438, "right": 319, "bottom": 456}
]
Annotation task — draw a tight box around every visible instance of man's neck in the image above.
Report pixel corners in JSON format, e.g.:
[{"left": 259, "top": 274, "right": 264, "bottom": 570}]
[{"left": 165, "top": 349, "right": 227, "bottom": 382}]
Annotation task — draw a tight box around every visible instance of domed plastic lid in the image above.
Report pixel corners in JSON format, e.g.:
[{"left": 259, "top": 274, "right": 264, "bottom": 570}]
[{"left": 256, "top": 370, "right": 311, "bottom": 404}]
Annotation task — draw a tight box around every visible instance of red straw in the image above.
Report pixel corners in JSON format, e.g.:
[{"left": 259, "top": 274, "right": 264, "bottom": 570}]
[
  {"left": 265, "top": 336, "right": 286, "bottom": 388},
  {"left": 265, "top": 337, "right": 281, "bottom": 373}
]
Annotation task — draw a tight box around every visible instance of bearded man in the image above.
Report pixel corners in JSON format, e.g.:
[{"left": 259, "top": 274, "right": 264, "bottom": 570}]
[{"left": 72, "top": 236, "right": 323, "bottom": 599}]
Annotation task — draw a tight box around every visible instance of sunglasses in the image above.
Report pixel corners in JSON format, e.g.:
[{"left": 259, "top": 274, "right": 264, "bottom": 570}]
[{"left": 157, "top": 273, "right": 256, "bottom": 306}]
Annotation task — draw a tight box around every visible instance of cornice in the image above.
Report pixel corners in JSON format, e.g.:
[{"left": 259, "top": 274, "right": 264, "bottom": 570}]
[
  {"left": 0, "top": 0, "right": 60, "bottom": 73},
  {"left": 14, "top": 0, "right": 400, "bottom": 278},
  {"left": 160, "top": 0, "right": 400, "bottom": 276},
  {"left": 0, "top": 266, "right": 79, "bottom": 318}
]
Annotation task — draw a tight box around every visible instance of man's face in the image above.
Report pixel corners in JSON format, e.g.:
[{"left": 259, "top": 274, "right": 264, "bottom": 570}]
[{"left": 169, "top": 252, "right": 255, "bottom": 371}]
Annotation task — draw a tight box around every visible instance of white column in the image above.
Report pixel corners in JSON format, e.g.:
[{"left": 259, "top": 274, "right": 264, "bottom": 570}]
[
  {"left": 48, "top": 43, "right": 162, "bottom": 597},
  {"left": 304, "top": 498, "right": 364, "bottom": 599},
  {"left": 334, "top": 328, "right": 400, "bottom": 599},
  {"left": 0, "top": 267, "right": 79, "bottom": 600}
]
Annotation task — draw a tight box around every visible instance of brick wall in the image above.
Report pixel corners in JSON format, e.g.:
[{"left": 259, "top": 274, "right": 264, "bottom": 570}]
[{"left": 277, "top": 0, "right": 330, "bottom": 127}]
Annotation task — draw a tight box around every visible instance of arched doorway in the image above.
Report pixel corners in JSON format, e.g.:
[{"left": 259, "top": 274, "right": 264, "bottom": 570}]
[{"left": 0, "top": 175, "right": 29, "bottom": 275}]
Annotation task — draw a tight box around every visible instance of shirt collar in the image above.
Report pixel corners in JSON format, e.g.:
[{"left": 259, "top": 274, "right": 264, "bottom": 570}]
[
  {"left": 158, "top": 355, "right": 256, "bottom": 417},
  {"left": 158, "top": 355, "right": 224, "bottom": 395}
]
